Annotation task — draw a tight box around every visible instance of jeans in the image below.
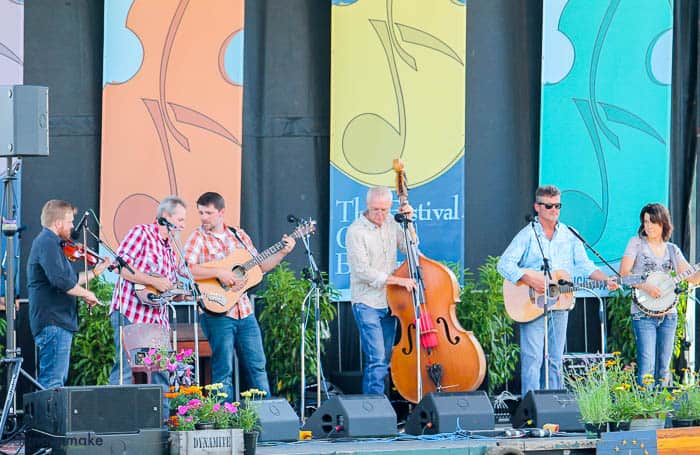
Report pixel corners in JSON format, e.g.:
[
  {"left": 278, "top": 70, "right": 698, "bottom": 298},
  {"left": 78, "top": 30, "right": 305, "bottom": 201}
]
[
  {"left": 200, "top": 313, "right": 270, "bottom": 401},
  {"left": 34, "top": 325, "right": 73, "bottom": 389},
  {"left": 632, "top": 312, "right": 677, "bottom": 386},
  {"left": 352, "top": 303, "right": 396, "bottom": 395},
  {"left": 519, "top": 310, "right": 568, "bottom": 396}
]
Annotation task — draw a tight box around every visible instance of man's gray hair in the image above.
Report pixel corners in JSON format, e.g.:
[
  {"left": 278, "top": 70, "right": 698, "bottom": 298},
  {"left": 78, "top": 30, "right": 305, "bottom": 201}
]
[
  {"left": 157, "top": 195, "right": 187, "bottom": 217},
  {"left": 366, "top": 186, "right": 393, "bottom": 204}
]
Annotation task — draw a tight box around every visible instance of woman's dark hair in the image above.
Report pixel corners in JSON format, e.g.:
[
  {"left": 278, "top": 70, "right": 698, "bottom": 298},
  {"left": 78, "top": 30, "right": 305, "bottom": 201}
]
[{"left": 638, "top": 203, "right": 673, "bottom": 242}]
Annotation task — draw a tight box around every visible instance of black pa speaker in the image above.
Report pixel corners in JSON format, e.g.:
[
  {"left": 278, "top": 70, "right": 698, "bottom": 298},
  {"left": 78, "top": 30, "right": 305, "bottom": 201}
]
[
  {"left": 25, "top": 429, "right": 166, "bottom": 455},
  {"left": 511, "top": 389, "right": 583, "bottom": 431},
  {"left": 405, "top": 391, "right": 495, "bottom": 435},
  {"left": 23, "top": 385, "right": 162, "bottom": 434},
  {"left": 302, "top": 394, "right": 397, "bottom": 438},
  {"left": 250, "top": 397, "right": 299, "bottom": 441},
  {"left": 0, "top": 85, "right": 49, "bottom": 156}
]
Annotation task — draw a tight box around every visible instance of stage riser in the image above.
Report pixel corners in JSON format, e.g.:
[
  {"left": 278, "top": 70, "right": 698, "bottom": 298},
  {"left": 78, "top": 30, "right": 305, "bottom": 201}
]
[{"left": 25, "top": 429, "right": 166, "bottom": 455}]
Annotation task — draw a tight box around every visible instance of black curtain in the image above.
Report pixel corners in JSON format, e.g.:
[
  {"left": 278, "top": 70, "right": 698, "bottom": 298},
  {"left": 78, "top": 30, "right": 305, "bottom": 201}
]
[{"left": 670, "top": 0, "right": 699, "bottom": 255}]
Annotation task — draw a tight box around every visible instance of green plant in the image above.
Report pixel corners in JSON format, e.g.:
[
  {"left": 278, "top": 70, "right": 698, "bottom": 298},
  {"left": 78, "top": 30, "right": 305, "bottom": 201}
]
[
  {"left": 672, "top": 369, "right": 700, "bottom": 419},
  {"left": 258, "top": 263, "right": 337, "bottom": 405},
  {"left": 233, "top": 388, "right": 266, "bottom": 432},
  {"left": 606, "top": 289, "right": 636, "bottom": 366},
  {"left": 69, "top": 277, "right": 115, "bottom": 385},
  {"left": 566, "top": 363, "right": 612, "bottom": 424},
  {"left": 456, "top": 256, "right": 519, "bottom": 394}
]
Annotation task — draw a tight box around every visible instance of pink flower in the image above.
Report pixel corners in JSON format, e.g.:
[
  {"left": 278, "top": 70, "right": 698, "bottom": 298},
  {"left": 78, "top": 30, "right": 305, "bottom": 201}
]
[
  {"left": 177, "top": 405, "right": 188, "bottom": 415},
  {"left": 185, "top": 416, "right": 193, "bottom": 422},
  {"left": 183, "top": 348, "right": 193, "bottom": 357},
  {"left": 224, "top": 402, "right": 237, "bottom": 413},
  {"left": 188, "top": 399, "right": 202, "bottom": 407},
  {"left": 213, "top": 403, "right": 221, "bottom": 412},
  {"left": 176, "top": 353, "right": 184, "bottom": 361},
  {"left": 156, "top": 354, "right": 162, "bottom": 361},
  {"left": 166, "top": 360, "right": 177, "bottom": 372},
  {"left": 147, "top": 348, "right": 157, "bottom": 356},
  {"left": 142, "top": 357, "right": 153, "bottom": 366}
]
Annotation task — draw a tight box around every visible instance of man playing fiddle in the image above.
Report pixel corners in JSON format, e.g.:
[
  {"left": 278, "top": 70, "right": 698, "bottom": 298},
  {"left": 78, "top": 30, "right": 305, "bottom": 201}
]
[
  {"left": 28, "top": 200, "right": 106, "bottom": 388},
  {"left": 108, "top": 195, "right": 187, "bottom": 385}
]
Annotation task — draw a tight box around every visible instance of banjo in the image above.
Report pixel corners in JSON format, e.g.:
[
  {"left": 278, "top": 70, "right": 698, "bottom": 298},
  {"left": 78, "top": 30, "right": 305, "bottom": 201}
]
[{"left": 634, "top": 262, "right": 700, "bottom": 316}]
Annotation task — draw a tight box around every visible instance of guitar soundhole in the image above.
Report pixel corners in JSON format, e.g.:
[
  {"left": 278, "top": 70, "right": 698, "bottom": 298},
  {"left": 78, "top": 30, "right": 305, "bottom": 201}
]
[{"left": 231, "top": 266, "right": 246, "bottom": 280}]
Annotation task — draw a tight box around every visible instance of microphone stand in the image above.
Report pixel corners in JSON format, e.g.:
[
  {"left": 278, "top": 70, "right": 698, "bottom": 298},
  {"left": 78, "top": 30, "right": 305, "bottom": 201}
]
[
  {"left": 296, "top": 219, "right": 327, "bottom": 421},
  {"left": 395, "top": 212, "right": 425, "bottom": 399},
  {"left": 82, "top": 224, "right": 135, "bottom": 385},
  {"left": 529, "top": 217, "right": 553, "bottom": 390},
  {"left": 566, "top": 225, "right": 621, "bottom": 356},
  {"left": 162, "top": 224, "right": 202, "bottom": 385}
]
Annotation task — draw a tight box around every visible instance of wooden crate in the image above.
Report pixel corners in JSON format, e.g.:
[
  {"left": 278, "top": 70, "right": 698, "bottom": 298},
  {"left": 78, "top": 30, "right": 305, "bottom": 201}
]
[{"left": 169, "top": 428, "right": 244, "bottom": 455}]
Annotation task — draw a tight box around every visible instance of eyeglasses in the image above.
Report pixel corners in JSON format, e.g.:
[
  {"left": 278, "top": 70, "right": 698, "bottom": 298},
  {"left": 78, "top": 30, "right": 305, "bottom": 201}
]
[{"left": 536, "top": 202, "right": 562, "bottom": 210}]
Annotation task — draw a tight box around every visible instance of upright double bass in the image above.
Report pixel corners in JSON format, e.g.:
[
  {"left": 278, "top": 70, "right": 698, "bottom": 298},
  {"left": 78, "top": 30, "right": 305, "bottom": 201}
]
[{"left": 387, "top": 160, "right": 486, "bottom": 403}]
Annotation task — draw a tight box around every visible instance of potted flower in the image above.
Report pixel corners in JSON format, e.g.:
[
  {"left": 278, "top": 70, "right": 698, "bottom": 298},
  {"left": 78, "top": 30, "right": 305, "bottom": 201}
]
[
  {"left": 672, "top": 369, "right": 700, "bottom": 427},
  {"left": 566, "top": 363, "right": 612, "bottom": 438},
  {"left": 167, "top": 383, "right": 244, "bottom": 455},
  {"left": 627, "top": 373, "right": 674, "bottom": 430},
  {"left": 607, "top": 356, "right": 636, "bottom": 430},
  {"left": 233, "top": 389, "right": 266, "bottom": 455}
]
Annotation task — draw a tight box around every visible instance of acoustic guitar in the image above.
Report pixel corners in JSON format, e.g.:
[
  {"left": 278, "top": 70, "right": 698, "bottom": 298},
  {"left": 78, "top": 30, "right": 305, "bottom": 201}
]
[
  {"left": 197, "top": 220, "right": 316, "bottom": 314},
  {"left": 503, "top": 269, "right": 645, "bottom": 323}
]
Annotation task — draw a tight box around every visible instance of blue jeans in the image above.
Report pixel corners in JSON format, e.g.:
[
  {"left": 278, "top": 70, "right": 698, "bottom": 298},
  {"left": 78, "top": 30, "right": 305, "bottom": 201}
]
[
  {"left": 34, "top": 325, "right": 73, "bottom": 389},
  {"left": 200, "top": 313, "right": 270, "bottom": 400},
  {"left": 352, "top": 303, "right": 396, "bottom": 395},
  {"left": 632, "top": 313, "right": 677, "bottom": 386},
  {"left": 520, "top": 310, "right": 568, "bottom": 396}
]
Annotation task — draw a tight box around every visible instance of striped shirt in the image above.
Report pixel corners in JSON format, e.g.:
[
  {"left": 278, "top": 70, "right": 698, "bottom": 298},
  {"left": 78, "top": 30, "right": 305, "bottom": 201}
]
[
  {"left": 183, "top": 225, "right": 258, "bottom": 319},
  {"left": 110, "top": 222, "right": 180, "bottom": 326}
]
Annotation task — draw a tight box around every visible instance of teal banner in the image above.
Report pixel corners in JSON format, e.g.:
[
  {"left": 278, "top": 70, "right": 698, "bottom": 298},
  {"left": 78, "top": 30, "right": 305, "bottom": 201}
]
[{"left": 539, "top": 0, "right": 673, "bottom": 270}]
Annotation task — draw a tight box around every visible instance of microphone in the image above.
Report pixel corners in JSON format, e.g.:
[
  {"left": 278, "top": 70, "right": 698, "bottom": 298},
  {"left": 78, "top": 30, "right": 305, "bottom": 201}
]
[
  {"left": 558, "top": 278, "right": 574, "bottom": 286},
  {"left": 394, "top": 213, "right": 411, "bottom": 223},
  {"left": 157, "top": 217, "right": 176, "bottom": 229},
  {"left": 287, "top": 214, "right": 300, "bottom": 224},
  {"left": 70, "top": 211, "right": 90, "bottom": 239}
]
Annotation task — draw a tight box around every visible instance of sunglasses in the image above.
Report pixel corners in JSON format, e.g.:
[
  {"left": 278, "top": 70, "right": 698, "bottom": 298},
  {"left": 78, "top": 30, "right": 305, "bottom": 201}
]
[{"left": 537, "top": 202, "right": 562, "bottom": 210}]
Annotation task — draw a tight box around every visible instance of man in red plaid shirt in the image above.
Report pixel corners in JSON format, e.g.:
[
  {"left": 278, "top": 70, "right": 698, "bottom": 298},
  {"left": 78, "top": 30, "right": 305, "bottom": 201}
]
[
  {"left": 184, "top": 192, "right": 295, "bottom": 400},
  {"left": 108, "top": 195, "right": 187, "bottom": 385}
]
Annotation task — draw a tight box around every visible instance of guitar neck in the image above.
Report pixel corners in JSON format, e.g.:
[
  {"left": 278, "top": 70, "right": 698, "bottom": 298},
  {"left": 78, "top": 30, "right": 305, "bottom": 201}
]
[
  {"left": 555, "top": 275, "right": 638, "bottom": 294},
  {"left": 240, "top": 231, "right": 304, "bottom": 271},
  {"left": 673, "top": 263, "right": 700, "bottom": 284}
]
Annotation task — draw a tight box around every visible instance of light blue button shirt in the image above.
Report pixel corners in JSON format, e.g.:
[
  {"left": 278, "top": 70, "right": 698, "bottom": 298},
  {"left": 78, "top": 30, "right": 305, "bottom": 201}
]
[{"left": 497, "top": 218, "right": 597, "bottom": 284}]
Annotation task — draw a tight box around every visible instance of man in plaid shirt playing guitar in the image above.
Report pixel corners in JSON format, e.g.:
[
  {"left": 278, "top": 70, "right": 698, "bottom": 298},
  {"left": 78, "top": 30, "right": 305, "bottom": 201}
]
[
  {"left": 183, "top": 192, "right": 295, "bottom": 400},
  {"left": 108, "top": 196, "right": 187, "bottom": 385}
]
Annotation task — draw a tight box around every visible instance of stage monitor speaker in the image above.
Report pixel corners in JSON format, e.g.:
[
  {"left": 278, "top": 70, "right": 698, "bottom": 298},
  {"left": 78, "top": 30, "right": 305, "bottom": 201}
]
[
  {"left": 302, "top": 394, "right": 397, "bottom": 438},
  {"left": 0, "top": 85, "right": 49, "bottom": 156},
  {"left": 250, "top": 397, "right": 299, "bottom": 442},
  {"left": 25, "top": 428, "right": 166, "bottom": 455},
  {"left": 405, "top": 391, "right": 495, "bottom": 435},
  {"left": 511, "top": 389, "right": 583, "bottom": 431},
  {"left": 23, "top": 385, "right": 162, "bottom": 435}
]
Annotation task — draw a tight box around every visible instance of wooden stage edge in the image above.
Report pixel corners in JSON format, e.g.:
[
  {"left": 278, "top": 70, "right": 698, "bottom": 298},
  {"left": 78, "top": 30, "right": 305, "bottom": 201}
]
[{"left": 256, "top": 427, "right": 700, "bottom": 455}]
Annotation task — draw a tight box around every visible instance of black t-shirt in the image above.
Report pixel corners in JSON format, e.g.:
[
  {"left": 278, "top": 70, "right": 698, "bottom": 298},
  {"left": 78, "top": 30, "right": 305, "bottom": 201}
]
[{"left": 27, "top": 228, "right": 79, "bottom": 336}]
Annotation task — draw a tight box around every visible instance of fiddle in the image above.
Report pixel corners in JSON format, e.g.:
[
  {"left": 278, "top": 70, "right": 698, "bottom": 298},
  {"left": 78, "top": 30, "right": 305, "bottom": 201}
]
[{"left": 61, "top": 240, "right": 103, "bottom": 267}]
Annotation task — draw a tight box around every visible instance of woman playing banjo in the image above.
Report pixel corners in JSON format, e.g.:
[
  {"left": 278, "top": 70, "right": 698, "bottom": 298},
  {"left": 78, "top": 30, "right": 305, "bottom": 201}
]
[{"left": 619, "top": 203, "right": 700, "bottom": 386}]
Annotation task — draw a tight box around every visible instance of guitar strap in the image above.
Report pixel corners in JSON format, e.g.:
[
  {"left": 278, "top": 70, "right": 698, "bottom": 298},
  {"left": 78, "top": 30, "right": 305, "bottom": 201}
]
[
  {"left": 227, "top": 226, "right": 257, "bottom": 257},
  {"left": 667, "top": 243, "right": 679, "bottom": 273}
]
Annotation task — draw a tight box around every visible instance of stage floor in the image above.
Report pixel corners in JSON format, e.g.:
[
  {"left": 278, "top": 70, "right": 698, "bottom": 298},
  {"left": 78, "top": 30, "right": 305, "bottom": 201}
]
[{"left": 257, "top": 434, "right": 597, "bottom": 455}]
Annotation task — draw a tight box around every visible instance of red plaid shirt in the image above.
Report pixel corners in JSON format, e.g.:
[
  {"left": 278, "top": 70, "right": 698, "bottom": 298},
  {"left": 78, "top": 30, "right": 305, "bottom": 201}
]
[
  {"left": 110, "top": 222, "right": 180, "bottom": 326},
  {"left": 183, "top": 225, "right": 258, "bottom": 319}
]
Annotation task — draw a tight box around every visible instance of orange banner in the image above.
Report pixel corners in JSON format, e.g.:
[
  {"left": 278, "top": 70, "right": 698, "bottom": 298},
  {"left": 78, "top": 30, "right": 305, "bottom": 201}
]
[{"left": 101, "top": 0, "right": 244, "bottom": 245}]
